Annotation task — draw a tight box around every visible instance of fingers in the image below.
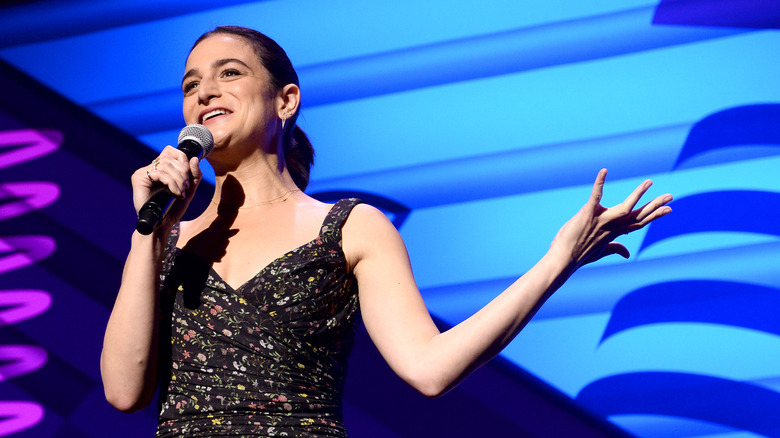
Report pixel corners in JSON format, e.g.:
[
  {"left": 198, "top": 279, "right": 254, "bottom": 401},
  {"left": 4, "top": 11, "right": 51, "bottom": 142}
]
[
  {"left": 620, "top": 179, "right": 653, "bottom": 213},
  {"left": 580, "top": 242, "right": 629, "bottom": 267},
  {"left": 588, "top": 168, "right": 608, "bottom": 210},
  {"left": 635, "top": 199, "right": 673, "bottom": 230},
  {"left": 183, "top": 157, "right": 202, "bottom": 196},
  {"left": 634, "top": 193, "right": 674, "bottom": 223},
  {"left": 189, "top": 157, "right": 202, "bottom": 184},
  {"left": 610, "top": 177, "right": 672, "bottom": 225},
  {"left": 602, "top": 242, "right": 630, "bottom": 260},
  {"left": 145, "top": 147, "right": 191, "bottom": 197}
]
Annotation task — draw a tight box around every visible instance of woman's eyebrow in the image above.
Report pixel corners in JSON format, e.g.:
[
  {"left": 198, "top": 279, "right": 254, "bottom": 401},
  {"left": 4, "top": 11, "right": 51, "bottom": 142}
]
[
  {"left": 213, "top": 58, "right": 251, "bottom": 69},
  {"left": 181, "top": 58, "right": 252, "bottom": 86}
]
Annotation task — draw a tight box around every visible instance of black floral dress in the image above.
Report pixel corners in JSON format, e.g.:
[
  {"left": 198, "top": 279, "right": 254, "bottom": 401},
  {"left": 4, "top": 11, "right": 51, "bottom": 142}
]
[{"left": 156, "top": 199, "right": 363, "bottom": 437}]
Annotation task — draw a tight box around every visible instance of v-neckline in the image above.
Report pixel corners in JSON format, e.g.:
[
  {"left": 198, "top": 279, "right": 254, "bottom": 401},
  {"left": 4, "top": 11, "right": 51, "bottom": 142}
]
[
  {"left": 171, "top": 202, "right": 338, "bottom": 293},
  {"left": 205, "top": 237, "right": 319, "bottom": 292}
]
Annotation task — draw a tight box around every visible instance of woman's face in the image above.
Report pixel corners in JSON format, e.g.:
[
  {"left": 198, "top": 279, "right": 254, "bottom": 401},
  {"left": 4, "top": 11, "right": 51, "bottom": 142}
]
[{"left": 182, "top": 34, "right": 278, "bottom": 153}]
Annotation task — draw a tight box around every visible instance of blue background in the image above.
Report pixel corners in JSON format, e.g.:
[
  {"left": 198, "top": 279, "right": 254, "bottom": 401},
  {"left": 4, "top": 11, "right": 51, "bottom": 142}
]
[{"left": 0, "top": 1, "right": 778, "bottom": 437}]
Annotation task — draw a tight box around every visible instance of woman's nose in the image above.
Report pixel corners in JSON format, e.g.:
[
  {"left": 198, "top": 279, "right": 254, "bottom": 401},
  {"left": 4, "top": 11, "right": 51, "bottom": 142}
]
[{"left": 197, "top": 76, "right": 220, "bottom": 104}]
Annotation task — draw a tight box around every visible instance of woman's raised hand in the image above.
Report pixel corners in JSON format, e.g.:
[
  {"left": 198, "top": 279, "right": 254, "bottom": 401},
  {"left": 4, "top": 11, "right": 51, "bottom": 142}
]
[
  {"left": 551, "top": 168, "right": 673, "bottom": 270},
  {"left": 130, "top": 146, "right": 203, "bottom": 231}
]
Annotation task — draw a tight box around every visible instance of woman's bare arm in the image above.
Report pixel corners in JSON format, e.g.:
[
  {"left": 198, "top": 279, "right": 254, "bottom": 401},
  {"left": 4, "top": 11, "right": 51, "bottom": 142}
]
[
  {"left": 100, "top": 148, "right": 201, "bottom": 412},
  {"left": 346, "top": 169, "right": 672, "bottom": 397},
  {"left": 100, "top": 231, "right": 167, "bottom": 412}
]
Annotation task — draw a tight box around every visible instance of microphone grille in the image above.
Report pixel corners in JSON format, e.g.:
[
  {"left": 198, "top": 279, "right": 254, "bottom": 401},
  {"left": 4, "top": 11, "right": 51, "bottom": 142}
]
[{"left": 178, "top": 124, "right": 215, "bottom": 158}]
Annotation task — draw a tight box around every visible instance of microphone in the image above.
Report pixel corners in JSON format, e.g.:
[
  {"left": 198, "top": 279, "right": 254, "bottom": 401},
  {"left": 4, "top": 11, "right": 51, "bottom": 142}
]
[{"left": 136, "top": 124, "right": 214, "bottom": 235}]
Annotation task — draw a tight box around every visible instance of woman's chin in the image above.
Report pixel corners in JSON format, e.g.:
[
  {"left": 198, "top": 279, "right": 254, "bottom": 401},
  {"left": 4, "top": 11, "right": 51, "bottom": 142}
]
[{"left": 209, "top": 133, "right": 231, "bottom": 151}]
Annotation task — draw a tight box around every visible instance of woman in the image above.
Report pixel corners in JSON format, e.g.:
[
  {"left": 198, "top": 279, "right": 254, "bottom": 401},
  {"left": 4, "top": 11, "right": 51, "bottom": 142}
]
[{"left": 101, "top": 26, "right": 672, "bottom": 437}]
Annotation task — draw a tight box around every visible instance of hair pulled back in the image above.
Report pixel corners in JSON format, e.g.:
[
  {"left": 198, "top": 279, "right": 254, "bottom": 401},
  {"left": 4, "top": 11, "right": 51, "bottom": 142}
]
[{"left": 192, "top": 26, "right": 314, "bottom": 190}]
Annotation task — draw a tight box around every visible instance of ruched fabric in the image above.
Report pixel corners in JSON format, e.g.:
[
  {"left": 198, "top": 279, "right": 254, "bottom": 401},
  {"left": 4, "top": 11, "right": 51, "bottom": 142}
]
[{"left": 156, "top": 199, "right": 362, "bottom": 437}]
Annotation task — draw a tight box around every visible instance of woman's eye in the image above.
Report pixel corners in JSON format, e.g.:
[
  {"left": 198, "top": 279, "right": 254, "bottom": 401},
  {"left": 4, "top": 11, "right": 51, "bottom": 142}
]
[
  {"left": 222, "top": 69, "right": 241, "bottom": 78},
  {"left": 183, "top": 81, "right": 199, "bottom": 95}
]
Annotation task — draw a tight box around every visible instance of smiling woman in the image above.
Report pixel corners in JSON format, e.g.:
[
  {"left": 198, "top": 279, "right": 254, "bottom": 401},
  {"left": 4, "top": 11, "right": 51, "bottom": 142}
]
[
  {"left": 182, "top": 27, "right": 314, "bottom": 193},
  {"left": 99, "top": 25, "right": 672, "bottom": 437}
]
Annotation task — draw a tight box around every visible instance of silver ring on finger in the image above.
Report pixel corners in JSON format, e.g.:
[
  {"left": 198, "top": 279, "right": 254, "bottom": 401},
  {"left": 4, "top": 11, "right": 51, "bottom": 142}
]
[
  {"left": 146, "top": 169, "right": 154, "bottom": 183},
  {"left": 152, "top": 158, "right": 160, "bottom": 171}
]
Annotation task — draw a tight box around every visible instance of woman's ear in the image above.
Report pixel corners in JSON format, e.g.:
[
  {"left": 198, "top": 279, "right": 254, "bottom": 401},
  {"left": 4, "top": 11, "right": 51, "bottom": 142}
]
[{"left": 277, "top": 84, "right": 301, "bottom": 118}]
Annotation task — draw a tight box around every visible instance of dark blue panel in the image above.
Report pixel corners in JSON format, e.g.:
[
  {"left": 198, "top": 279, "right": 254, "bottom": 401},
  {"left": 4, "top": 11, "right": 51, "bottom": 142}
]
[
  {"left": 601, "top": 280, "right": 780, "bottom": 342},
  {"left": 577, "top": 372, "right": 780, "bottom": 437},
  {"left": 654, "top": 0, "right": 780, "bottom": 29},
  {"left": 640, "top": 190, "right": 780, "bottom": 252},
  {"left": 674, "top": 105, "right": 780, "bottom": 169}
]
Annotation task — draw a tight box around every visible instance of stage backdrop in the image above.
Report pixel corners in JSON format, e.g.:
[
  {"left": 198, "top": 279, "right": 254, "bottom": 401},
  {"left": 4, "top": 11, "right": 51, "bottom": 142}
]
[{"left": 0, "top": 1, "right": 778, "bottom": 437}]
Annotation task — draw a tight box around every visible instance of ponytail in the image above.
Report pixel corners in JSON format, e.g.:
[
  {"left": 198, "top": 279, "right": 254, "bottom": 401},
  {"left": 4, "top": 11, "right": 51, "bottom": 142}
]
[{"left": 284, "top": 126, "right": 314, "bottom": 191}]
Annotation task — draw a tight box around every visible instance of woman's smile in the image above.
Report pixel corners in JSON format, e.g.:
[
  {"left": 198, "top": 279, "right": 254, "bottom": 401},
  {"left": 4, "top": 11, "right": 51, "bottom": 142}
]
[{"left": 199, "top": 107, "right": 233, "bottom": 125}]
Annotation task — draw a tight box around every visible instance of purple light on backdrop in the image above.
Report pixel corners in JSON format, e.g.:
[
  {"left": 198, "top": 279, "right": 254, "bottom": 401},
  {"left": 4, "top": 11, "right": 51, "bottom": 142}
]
[
  {"left": 0, "top": 346, "right": 47, "bottom": 381},
  {"left": 0, "top": 291, "right": 52, "bottom": 326},
  {"left": 0, "top": 183, "right": 60, "bottom": 221},
  {"left": 0, "top": 129, "right": 61, "bottom": 171},
  {"left": 0, "top": 402, "right": 45, "bottom": 436},
  {"left": 0, "top": 128, "right": 61, "bottom": 435},
  {"left": 0, "top": 237, "right": 56, "bottom": 275}
]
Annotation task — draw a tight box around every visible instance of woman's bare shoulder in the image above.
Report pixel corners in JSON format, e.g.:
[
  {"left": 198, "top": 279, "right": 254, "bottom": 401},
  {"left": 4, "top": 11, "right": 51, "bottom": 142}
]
[
  {"left": 346, "top": 202, "right": 394, "bottom": 230},
  {"left": 343, "top": 203, "right": 405, "bottom": 267}
]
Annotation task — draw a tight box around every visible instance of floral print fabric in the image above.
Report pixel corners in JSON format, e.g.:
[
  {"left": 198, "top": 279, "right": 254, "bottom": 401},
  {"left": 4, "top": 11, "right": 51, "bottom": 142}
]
[{"left": 156, "top": 199, "right": 362, "bottom": 437}]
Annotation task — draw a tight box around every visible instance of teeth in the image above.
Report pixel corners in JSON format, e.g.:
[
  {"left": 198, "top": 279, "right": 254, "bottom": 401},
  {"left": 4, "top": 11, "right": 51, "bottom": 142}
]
[{"left": 202, "top": 109, "right": 230, "bottom": 122}]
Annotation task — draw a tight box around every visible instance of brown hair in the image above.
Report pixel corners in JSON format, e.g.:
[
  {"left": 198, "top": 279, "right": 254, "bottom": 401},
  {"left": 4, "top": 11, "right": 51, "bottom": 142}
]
[{"left": 192, "top": 26, "right": 315, "bottom": 190}]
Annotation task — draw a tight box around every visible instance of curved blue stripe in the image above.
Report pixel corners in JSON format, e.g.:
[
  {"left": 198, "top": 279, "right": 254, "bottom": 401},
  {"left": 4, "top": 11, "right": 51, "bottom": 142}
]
[
  {"left": 0, "top": 0, "right": 258, "bottom": 49},
  {"left": 87, "top": 7, "right": 744, "bottom": 135},
  {"left": 307, "top": 125, "right": 684, "bottom": 210},
  {"left": 576, "top": 372, "right": 780, "bottom": 437},
  {"left": 311, "top": 190, "right": 410, "bottom": 229},
  {"left": 654, "top": 0, "right": 780, "bottom": 29},
  {"left": 601, "top": 280, "right": 780, "bottom": 343},
  {"left": 639, "top": 190, "right": 780, "bottom": 252},
  {"left": 674, "top": 104, "right": 780, "bottom": 169}
]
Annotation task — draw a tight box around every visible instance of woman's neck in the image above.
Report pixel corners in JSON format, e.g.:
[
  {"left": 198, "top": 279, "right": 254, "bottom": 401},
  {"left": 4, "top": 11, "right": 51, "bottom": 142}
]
[{"left": 209, "top": 151, "right": 299, "bottom": 209}]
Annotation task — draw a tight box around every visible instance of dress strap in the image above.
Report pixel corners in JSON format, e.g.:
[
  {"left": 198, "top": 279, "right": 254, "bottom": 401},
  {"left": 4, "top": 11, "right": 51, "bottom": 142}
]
[
  {"left": 319, "top": 198, "right": 363, "bottom": 240},
  {"left": 165, "top": 222, "right": 181, "bottom": 252}
]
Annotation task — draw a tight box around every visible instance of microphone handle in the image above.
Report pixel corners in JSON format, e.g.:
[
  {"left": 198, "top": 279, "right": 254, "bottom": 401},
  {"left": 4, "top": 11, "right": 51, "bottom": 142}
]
[{"left": 135, "top": 184, "right": 177, "bottom": 235}]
